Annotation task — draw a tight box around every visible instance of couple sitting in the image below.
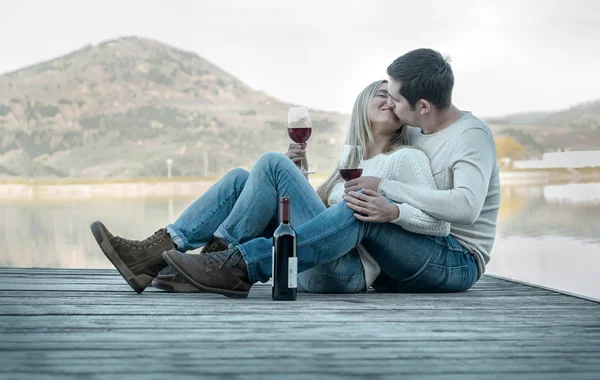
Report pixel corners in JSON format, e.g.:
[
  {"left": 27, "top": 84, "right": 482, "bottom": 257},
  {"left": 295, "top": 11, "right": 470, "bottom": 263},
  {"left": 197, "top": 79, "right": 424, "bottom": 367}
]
[{"left": 91, "top": 48, "right": 500, "bottom": 298}]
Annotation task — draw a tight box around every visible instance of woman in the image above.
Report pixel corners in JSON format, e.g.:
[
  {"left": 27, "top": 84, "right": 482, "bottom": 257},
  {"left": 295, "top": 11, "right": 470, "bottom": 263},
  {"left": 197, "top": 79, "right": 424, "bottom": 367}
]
[{"left": 91, "top": 80, "right": 453, "bottom": 297}]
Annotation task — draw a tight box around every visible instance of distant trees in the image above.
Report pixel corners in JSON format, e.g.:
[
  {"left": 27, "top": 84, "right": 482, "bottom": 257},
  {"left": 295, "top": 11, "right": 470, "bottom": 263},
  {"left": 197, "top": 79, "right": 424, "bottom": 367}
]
[{"left": 495, "top": 136, "right": 526, "bottom": 167}]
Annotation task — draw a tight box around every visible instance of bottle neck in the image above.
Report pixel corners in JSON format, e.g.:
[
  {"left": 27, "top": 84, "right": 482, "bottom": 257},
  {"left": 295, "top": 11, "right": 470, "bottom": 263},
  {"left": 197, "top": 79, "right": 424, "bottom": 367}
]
[{"left": 280, "top": 200, "right": 290, "bottom": 224}]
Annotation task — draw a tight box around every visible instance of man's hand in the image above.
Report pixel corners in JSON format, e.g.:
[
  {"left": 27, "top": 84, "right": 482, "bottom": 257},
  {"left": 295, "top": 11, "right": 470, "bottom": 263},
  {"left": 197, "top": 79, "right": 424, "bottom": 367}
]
[
  {"left": 344, "top": 176, "right": 382, "bottom": 193},
  {"left": 285, "top": 143, "right": 308, "bottom": 169},
  {"left": 343, "top": 189, "right": 399, "bottom": 223}
]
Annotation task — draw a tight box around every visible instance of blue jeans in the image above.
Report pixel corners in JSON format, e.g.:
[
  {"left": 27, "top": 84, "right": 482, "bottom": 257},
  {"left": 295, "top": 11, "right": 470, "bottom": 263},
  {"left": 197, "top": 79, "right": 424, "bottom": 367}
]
[
  {"left": 169, "top": 152, "right": 479, "bottom": 293},
  {"left": 167, "top": 152, "right": 365, "bottom": 293},
  {"left": 239, "top": 196, "right": 478, "bottom": 293}
]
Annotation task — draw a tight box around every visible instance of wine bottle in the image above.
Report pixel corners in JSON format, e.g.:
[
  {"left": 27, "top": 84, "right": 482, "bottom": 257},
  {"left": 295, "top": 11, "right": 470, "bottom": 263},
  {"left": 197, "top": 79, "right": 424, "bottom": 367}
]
[{"left": 272, "top": 197, "right": 297, "bottom": 301}]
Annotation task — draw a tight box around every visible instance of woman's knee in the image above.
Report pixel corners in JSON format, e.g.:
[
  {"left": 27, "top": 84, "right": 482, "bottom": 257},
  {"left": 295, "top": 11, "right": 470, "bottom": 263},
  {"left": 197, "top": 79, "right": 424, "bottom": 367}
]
[
  {"left": 224, "top": 168, "right": 250, "bottom": 189},
  {"left": 256, "top": 152, "right": 295, "bottom": 171}
]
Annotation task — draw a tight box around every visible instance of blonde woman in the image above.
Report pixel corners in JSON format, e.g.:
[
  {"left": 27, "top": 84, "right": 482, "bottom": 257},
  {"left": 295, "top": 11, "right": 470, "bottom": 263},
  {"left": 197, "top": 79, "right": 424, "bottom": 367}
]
[{"left": 92, "top": 80, "right": 453, "bottom": 297}]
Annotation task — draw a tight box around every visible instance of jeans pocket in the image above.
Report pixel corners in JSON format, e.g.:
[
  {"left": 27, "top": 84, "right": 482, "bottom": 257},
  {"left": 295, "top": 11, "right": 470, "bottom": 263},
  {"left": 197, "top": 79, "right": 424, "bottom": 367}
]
[
  {"left": 409, "top": 263, "right": 469, "bottom": 293},
  {"left": 307, "top": 273, "right": 358, "bottom": 294}
]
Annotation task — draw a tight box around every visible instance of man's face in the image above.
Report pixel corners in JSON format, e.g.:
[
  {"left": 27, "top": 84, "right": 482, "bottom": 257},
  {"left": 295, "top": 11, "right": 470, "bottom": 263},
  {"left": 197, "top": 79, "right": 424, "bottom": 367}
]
[{"left": 386, "top": 78, "right": 419, "bottom": 126}]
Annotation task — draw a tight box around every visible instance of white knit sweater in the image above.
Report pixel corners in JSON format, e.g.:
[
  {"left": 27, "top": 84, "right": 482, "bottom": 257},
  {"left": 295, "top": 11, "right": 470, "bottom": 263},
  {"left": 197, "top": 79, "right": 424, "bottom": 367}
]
[{"left": 327, "top": 148, "right": 450, "bottom": 289}]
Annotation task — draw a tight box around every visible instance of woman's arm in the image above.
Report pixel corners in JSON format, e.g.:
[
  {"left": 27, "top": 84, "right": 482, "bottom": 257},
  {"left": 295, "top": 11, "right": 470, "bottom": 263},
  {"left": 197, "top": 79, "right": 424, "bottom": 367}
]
[{"left": 387, "top": 149, "right": 450, "bottom": 236}]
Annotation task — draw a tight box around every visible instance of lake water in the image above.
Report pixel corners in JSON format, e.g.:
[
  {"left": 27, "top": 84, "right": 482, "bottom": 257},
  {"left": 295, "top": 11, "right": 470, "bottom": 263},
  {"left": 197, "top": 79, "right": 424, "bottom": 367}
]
[{"left": 1, "top": 181, "right": 599, "bottom": 300}]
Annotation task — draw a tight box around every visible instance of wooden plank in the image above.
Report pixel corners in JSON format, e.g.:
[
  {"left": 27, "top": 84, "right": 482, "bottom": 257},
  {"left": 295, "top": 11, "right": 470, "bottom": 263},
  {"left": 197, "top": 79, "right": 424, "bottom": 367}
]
[
  {"left": 486, "top": 273, "right": 600, "bottom": 303},
  {"left": 0, "top": 267, "right": 598, "bottom": 379}
]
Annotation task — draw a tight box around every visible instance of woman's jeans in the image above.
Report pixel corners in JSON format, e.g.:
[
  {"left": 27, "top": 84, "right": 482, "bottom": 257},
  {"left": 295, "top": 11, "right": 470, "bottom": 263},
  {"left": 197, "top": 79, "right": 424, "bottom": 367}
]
[{"left": 168, "top": 152, "right": 478, "bottom": 293}]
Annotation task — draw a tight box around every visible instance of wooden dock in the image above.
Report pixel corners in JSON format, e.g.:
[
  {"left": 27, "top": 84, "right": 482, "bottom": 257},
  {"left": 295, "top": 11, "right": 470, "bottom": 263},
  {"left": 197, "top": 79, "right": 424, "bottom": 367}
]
[{"left": 1, "top": 268, "right": 599, "bottom": 379}]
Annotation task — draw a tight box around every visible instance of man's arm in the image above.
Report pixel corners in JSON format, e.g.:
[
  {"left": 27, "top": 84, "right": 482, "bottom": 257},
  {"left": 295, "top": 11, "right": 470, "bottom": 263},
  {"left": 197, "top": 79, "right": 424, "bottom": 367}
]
[{"left": 379, "top": 128, "right": 496, "bottom": 225}]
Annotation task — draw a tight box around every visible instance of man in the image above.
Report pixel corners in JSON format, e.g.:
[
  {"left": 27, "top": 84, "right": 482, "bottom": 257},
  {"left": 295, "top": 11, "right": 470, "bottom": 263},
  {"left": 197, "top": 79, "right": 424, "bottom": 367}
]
[
  {"left": 159, "top": 48, "right": 500, "bottom": 297},
  {"left": 359, "top": 48, "right": 501, "bottom": 281}
]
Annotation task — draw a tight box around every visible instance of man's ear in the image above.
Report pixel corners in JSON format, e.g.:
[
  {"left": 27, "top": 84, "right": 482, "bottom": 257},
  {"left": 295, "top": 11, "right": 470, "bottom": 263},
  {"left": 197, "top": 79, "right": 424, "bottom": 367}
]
[{"left": 419, "top": 99, "right": 432, "bottom": 115}]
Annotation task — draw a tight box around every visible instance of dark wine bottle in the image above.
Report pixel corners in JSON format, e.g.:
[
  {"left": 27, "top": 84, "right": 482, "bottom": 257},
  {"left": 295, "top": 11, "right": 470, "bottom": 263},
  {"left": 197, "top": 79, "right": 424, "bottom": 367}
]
[{"left": 272, "top": 197, "right": 297, "bottom": 301}]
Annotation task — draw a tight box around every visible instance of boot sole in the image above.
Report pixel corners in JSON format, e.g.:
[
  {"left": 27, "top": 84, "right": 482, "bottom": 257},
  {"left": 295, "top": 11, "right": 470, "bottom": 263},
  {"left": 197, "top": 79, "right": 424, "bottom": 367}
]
[
  {"left": 152, "top": 277, "right": 202, "bottom": 293},
  {"left": 90, "top": 221, "right": 153, "bottom": 294},
  {"left": 162, "top": 252, "right": 249, "bottom": 299}
]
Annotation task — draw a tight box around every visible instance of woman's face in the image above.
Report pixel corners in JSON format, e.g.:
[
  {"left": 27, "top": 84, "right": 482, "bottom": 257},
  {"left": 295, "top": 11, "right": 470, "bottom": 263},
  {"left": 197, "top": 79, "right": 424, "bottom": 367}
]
[{"left": 368, "top": 82, "right": 401, "bottom": 135}]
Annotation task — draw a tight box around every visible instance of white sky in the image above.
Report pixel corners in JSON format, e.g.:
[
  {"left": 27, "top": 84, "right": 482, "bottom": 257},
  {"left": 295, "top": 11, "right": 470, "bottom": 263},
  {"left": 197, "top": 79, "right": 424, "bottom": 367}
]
[{"left": 1, "top": 0, "right": 599, "bottom": 117}]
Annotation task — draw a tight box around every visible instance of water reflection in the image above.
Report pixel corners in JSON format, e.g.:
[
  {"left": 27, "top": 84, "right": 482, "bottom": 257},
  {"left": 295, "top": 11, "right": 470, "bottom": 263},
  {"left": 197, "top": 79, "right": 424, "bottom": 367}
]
[
  {"left": 488, "top": 182, "right": 600, "bottom": 300},
  {"left": 0, "top": 182, "right": 599, "bottom": 299},
  {"left": 497, "top": 183, "right": 600, "bottom": 243},
  {"left": 0, "top": 197, "right": 194, "bottom": 270}
]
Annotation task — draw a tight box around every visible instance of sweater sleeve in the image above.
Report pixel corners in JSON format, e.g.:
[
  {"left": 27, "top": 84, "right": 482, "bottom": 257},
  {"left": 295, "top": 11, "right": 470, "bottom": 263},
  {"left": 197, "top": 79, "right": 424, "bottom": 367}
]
[
  {"left": 380, "top": 128, "right": 496, "bottom": 225},
  {"left": 385, "top": 149, "right": 450, "bottom": 236}
]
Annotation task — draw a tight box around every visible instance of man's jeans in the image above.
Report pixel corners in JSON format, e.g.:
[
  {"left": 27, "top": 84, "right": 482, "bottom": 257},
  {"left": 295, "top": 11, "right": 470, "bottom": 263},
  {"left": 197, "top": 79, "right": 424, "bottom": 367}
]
[{"left": 169, "top": 152, "right": 478, "bottom": 293}]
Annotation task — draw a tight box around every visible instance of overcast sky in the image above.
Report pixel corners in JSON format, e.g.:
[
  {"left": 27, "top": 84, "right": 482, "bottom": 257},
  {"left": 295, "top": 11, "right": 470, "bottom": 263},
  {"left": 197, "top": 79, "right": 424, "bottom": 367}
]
[{"left": 1, "top": 0, "right": 599, "bottom": 117}]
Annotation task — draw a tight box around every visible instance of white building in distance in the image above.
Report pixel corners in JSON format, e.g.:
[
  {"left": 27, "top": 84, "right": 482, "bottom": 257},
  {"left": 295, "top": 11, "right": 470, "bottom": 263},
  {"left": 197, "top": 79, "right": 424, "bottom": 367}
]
[{"left": 513, "top": 150, "right": 600, "bottom": 169}]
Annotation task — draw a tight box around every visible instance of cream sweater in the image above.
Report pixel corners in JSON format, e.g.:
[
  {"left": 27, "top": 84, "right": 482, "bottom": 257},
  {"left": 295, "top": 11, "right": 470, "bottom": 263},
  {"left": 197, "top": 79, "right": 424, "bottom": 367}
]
[{"left": 327, "top": 148, "right": 450, "bottom": 288}]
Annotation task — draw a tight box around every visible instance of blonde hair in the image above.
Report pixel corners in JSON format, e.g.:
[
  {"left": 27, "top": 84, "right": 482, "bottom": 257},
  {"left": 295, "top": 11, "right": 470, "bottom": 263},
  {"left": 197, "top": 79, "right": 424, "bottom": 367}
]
[{"left": 316, "top": 79, "right": 410, "bottom": 205}]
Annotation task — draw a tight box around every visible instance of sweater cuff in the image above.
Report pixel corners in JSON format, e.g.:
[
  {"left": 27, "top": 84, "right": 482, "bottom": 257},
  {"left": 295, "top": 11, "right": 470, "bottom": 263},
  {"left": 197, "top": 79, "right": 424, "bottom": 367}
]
[{"left": 390, "top": 203, "right": 403, "bottom": 223}]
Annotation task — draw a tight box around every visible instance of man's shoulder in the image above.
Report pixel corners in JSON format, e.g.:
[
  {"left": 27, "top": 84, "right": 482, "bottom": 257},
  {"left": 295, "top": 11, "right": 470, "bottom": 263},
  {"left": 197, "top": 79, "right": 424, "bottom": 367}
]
[{"left": 454, "top": 112, "right": 493, "bottom": 137}]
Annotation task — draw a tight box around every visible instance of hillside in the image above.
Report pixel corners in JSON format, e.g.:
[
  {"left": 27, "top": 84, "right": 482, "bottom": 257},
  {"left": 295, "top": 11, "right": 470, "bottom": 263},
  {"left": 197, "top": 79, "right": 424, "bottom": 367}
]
[
  {"left": 0, "top": 37, "right": 348, "bottom": 178},
  {"left": 1, "top": 36, "right": 598, "bottom": 178},
  {"left": 486, "top": 99, "right": 600, "bottom": 157}
]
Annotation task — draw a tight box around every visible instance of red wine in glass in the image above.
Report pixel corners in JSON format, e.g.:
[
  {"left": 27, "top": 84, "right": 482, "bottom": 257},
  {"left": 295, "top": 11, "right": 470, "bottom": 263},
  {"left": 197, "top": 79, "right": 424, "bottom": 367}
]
[
  {"left": 338, "top": 145, "right": 364, "bottom": 181},
  {"left": 339, "top": 168, "right": 363, "bottom": 181},
  {"left": 288, "top": 128, "right": 312, "bottom": 144},
  {"left": 287, "top": 107, "right": 313, "bottom": 175}
]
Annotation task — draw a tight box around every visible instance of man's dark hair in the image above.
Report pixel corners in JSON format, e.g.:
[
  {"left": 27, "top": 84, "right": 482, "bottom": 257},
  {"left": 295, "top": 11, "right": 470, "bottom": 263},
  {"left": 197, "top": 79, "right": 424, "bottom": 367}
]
[{"left": 386, "top": 48, "right": 454, "bottom": 110}]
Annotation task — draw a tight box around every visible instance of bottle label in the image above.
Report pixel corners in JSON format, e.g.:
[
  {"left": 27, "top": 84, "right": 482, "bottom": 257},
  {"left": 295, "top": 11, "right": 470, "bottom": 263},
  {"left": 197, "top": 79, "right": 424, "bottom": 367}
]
[
  {"left": 271, "top": 246, "right": 275, "bottom": 287},
  {"left": 288, "top": 257, "right": 297, "bottom": 288}
]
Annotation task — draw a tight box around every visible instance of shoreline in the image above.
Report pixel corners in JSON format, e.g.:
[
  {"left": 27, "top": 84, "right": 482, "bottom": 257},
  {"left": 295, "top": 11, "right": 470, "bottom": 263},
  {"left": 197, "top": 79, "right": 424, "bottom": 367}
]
[{"left": 1, "top": 170, "right": 600, "bottom": 199}]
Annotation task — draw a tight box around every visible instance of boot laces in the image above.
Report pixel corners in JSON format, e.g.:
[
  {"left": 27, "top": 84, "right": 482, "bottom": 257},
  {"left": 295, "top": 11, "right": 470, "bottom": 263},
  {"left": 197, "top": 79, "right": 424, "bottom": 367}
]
[
  {"left": 116, "top": 228, "right": 167, "bottom": 249},
  {"left": 206, "top": 248, "right": 243, "bottom": 270}
]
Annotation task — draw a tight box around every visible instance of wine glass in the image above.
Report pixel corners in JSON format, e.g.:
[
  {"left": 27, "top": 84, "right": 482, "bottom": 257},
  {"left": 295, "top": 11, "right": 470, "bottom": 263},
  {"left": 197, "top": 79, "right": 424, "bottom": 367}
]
[
  {"left": 287, "top": 106, "right": 314, "bottom": 175},
  {"left": 338, "top": 145, "right": 363, "bottom": 181}
]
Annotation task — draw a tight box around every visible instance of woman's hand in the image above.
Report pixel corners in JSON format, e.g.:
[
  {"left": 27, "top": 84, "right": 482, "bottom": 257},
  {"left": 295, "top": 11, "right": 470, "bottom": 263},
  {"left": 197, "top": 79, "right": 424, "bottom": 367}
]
[
  {"left": 285, "top": 143, "right": 308, "bottom": 170},
  {"left": 343, "top": 176, "right": 382, "bottom": 193},
  {"left": 343, "top": 189, "right": 399, "bottom": 223}
]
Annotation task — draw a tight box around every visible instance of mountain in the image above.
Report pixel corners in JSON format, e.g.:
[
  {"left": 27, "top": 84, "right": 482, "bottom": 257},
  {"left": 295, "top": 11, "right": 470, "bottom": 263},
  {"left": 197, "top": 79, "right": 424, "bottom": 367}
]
[
  {"left": 1, "top": 36, "right": 598, "bottom": 178},
  {"left": 544, "top": 99, "right": 600, "bottom": 128},
  {"left": 0, "top": 36, "right": 348, "bottom": 179},
  {"left": 489, "top": 100, "right": 600, "bottom": 127},
  {"left": 485, "top": 100, "right": 600, "bottom": 157},
  {"left": 485, "top": 111, "right": 554, "bottom": 125}
]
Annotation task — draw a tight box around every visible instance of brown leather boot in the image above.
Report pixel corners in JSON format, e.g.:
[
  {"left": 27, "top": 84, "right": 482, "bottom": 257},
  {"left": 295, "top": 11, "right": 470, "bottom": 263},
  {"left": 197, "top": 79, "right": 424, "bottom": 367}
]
[
  {"left": 90, "top": 221, "right": 175, "bottom": 294},
  {"left": 162, "top": 247, "right": 252, "bottom": 299},
  {"left": 151, "top": 237, "right": 229, "bottom": 293}
]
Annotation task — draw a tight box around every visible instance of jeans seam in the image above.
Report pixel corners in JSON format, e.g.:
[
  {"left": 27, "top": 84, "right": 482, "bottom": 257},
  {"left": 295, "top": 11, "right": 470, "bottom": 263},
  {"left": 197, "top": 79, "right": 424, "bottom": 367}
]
[
  {"left": 407, "top": 263, "right": 432, "bottom": 289},
  {"left": 411, "top": 263, "right": 469, "bottom": 291},
  {"left": 459, "top": 266, "right": 467, "bottom": 292},
  {"left": 276, "top": 168, "right": 325, "bottom": 218}
]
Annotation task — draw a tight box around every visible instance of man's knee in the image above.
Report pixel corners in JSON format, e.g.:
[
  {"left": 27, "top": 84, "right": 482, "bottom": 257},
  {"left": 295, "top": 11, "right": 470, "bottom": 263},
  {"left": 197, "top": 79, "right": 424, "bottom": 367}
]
[{"left": 333, "top": 199, "right": 362, "bottom": 221}]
